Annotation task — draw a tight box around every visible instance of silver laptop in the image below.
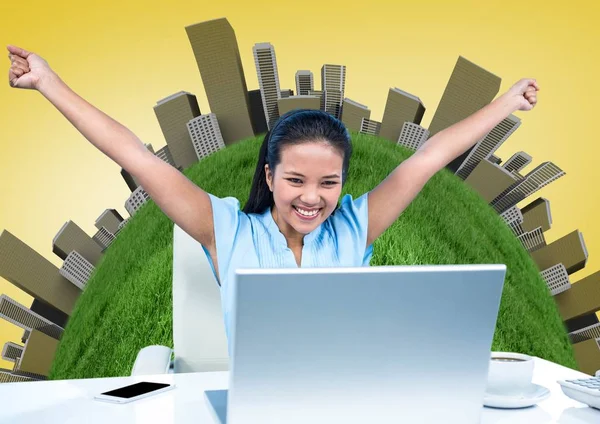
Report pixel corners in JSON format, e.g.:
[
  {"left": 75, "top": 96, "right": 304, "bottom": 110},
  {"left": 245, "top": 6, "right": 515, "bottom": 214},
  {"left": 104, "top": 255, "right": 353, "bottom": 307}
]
[{"left": 205, "top": 264, "right": 506, "bottom": 424}]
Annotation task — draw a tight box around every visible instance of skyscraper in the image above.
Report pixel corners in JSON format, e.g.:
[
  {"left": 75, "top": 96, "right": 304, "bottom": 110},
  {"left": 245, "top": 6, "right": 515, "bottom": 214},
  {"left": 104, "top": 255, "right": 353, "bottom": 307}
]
[
  {"left": 295, "top": 70, "right": 313, "bottom": 96},
  {"left": 540, "top": 263, "right": 571, "bottom": 296},
  {"left": 277, "top": 96, "right": 321, "bottom": 115},
  {"left": 248, "top": 89, "right": 268, "bottom": 135},
  {"left": 30, "top": 299, "right": 68, "bottom": 328},
  {"left": 530, "top": 230, "right": 588, "bottom": 275},
  {"left": 455, "top": 115, "right": 521, "bottom": 180},
  {"left": 253, "top": 43, "right": 281, "bottom": 129},
  {"left": 521, "top": 197, "right": 552, "bottom": 233},
  {"left": 94, "top": 209, "right": 123, "bottom": 235},
  {"left": 397, "top": 123, "right": 429, "bottom": 151},
  {"left": 379, "top": 88, "right": 425, "bottom": 143},
  {"left": 52, "top": 221, "right": 103, "bottom": 266},
  {"left": 502, "top": 151, "right": 532, "bottom": 173},
  {"left": 490, "top": 162, "right": 565, "bottom": 214},
  {"left": 463, "top": 159, "right": 521, "bottom": 203},
  {"left": 1, "top": 342, "right": 22, "bottom": 363},
  {"left": 59, "top": 251, "right": 96, "bottom": 290},
  {"left": 0, "top": 294, "right": 64, "bottom": 340},
  {"left": 125, "top": 186, "right": 151, "bottom": 216},
  {"left": 0, "top": 231, "right": 80, "bottom": 315},
  {"left": 360, "top": 118, "right": 381, "bottom": 136},
  {"left": 517, "top": 226, "right": 546, "bottom": 252},
  {"left": 308, "top": 90, "right": 324, "bottom": 111},
  {"left": 154, "top": 91, "right": 201, "bottom": 170},
  {"left": 555, "top": 270, "right": 600, "bottom": 321},
  {"left": 340, "top": 98, "right": 370, "bottom": 133},
  {"left": 92, "top": 227, "right": 116, "bottom": 251},
  {"left": 428, "top": 56, "right": 501, "bottom": 173},
  {"left": 185, "top": 18, "right": 255, "bottom": 145},
  {"left": 321, "top": 64, "right": 346, "bottom": 118},
  {"left": 499, "top": 205, "right": 524, "bottom": 235},
  {"left": 187, "top": 114, "right": 226, "bottom": 160}
]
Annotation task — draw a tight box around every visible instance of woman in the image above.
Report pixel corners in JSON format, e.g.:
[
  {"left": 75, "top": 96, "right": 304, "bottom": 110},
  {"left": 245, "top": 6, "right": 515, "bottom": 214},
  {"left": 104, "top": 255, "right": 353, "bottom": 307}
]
[{"left": 7, "top": 44, "right": 538, "bottom": 342}]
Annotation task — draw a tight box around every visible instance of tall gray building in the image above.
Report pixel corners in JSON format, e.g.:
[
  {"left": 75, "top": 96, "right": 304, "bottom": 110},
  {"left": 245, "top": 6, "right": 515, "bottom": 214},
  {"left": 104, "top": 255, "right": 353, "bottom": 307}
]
[
  {"left": 278, "top": 96, "right": 321, "bottom": 115},
  {"left": 455, "top": 115, "right": 521, "bottom": 180},
  {"left": 248, "top": 89, "right": 268, "bottom": 135},
  {"left": 0, "top": 294, "right": 64, "bottom": 340},
  {"left": 517, "top": 226, "right": 547, "bottom": 252},
  {"left": 531, "top": 230, "right": 588, "bottom": 276},
  {"left": 59, "top": 251, "right": 96, "bottom": 290},
  {"left": 321, "top": 64, "right": 346, "bottom": 119},
  {"left": 341, "top": 98, "right": 370, "bottom": 133},
  {"left": 52, "top": 220, "right": 103, "bottom": 266},
  {"left": 491, "top": 162, "right": 565, "bottom": 213},
  {"left": 1, "top": 341, "right": 23, "bottom": 363},
  {"left": 499, "top": 205, "right": 524, "bottom": 235},
  {"left": 502, "top": 151, "right": 532, "bottom": 173},
  {"left": 154, "top": 91, "right": 201, "bottom": 170},
  {"left": 295, "top": 70, "right": 313, "bottom": 96},
  {"left": 185, "top": 18, "right": 255, "bottom": 145},
  {"left": 428, "top": 56, "right": 501, "bottom": 173},
  {"left": 125, "top": 186, "right": 151, "bottom": 216},
  {"left": 94, "top": 209, "right": 123, "bottom": 235},
  {"left": 360, "top": 118, "right": 381, "bottom": 136},
  {"left": 187, "top": 113, "right": 226, "bottom": 160},
  {"left": 521, "top": 197, "right": 552, "bottom": 233},
  {"left": 379, "top": 88, "right": 425, "bottom": 143},
  {"left": 398, "top": 122, "right": 429, "bottom": 151},
  {"left": 253, "top": 43, "right": 281, "bottom": 129},
  {"left": 308, "top": 90, "right": 324, "bottom": 111},
  {"left": 0, "top": 230, "right": 81, "bottom": 315},
  {"left": 92, "top": 227, "right": 116, "bottom": 251},
  {"left": 541, "top": 263, "right": 571, "bottom": 296}
]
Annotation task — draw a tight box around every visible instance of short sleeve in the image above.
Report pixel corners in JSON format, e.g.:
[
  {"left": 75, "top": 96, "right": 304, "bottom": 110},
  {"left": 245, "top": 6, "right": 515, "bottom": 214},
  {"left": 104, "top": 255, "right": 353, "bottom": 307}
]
[
  {"left": 205, "top": 193, "right": 243, "bottom": 285},
  {"left": 328, "top": 192, "right": 373, "bottom": 265}
]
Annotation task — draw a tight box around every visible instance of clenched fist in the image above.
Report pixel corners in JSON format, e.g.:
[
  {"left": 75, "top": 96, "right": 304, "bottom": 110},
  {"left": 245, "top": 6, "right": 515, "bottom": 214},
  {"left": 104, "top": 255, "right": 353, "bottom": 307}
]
[{"left": 7, "top": 45, "right": 55, "bottom": 90}]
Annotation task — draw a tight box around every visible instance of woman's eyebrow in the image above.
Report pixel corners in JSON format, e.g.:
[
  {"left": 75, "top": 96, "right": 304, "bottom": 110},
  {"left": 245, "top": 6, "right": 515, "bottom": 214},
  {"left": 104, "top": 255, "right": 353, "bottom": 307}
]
[{"left": 284, "top": 171, "right": 340, "bottom": 179}]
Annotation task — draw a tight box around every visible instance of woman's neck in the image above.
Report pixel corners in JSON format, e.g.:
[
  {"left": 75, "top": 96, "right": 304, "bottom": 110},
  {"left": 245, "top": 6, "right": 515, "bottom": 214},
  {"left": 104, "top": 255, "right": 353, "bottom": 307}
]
[{"left": 271, "top": 206, "right": 305, "bottom": 249}]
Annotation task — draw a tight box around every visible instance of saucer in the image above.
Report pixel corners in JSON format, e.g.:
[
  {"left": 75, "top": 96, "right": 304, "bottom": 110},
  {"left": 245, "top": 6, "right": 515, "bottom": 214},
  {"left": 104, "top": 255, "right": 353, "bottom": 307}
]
[{"left": 483, "top": 383, "right": 551, "bottom": 409}]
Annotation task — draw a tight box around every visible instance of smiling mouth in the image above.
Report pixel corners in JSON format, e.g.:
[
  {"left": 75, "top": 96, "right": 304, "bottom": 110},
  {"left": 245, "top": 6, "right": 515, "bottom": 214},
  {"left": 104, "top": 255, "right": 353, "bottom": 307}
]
[{"left": 292, "top": 205, "right": 322, "bottom": 219}]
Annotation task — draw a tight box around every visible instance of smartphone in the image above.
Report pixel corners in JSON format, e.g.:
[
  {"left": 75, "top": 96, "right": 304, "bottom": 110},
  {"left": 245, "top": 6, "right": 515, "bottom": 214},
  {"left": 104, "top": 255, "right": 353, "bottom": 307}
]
[{"left": 94, "top": 381, "right": 175, "bottom": 404}]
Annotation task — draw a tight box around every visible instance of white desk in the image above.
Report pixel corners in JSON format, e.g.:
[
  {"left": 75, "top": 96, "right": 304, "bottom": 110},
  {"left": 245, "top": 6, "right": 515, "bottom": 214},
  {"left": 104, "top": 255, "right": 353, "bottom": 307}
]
[{"left": 0, "top": 357, "right": 599, "bottom": 423}]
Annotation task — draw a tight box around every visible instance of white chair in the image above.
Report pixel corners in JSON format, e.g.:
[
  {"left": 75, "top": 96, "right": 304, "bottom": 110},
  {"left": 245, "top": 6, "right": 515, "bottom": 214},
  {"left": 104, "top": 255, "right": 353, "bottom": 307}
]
[{"left": 131, "top": 224, "right": 229, "bottom": 376}]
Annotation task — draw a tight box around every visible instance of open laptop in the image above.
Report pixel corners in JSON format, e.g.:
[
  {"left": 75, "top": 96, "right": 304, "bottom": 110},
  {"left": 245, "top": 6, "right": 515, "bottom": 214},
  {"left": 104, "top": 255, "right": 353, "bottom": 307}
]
[{"left": 205, "top": 264, "right": 506, "bottom": 424}]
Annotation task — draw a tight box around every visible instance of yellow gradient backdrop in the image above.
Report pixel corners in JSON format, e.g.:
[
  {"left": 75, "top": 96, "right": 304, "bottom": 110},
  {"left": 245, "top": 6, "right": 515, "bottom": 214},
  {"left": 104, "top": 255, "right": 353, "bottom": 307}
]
[{"left": 0, "top": 0, "right": 598, "bottom": 370}]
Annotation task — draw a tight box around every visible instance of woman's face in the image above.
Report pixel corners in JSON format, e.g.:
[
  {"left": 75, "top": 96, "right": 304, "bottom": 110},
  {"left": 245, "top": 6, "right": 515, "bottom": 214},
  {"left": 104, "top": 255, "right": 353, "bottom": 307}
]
[{"left": 265, "top": 141, "right": 344, "bottom": 237}]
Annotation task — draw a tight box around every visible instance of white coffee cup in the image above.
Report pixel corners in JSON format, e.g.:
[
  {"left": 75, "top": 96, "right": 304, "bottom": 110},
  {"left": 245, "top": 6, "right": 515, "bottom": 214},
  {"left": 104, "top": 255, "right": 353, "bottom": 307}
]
[{"left": 486, "top": 351, "right": 534, "bottom": 396}]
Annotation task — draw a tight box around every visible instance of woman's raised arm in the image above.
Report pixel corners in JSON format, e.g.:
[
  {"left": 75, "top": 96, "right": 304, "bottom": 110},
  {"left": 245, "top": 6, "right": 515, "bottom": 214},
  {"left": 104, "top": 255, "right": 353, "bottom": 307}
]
[{"left": 7, "top": 45, "right": 217, "bottom": 254}]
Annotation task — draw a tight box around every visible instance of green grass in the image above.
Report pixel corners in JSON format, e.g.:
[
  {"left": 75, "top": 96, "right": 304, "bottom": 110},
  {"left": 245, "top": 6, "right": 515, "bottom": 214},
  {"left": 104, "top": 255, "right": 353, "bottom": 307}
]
[{"left": 48, "top": 131, "right": 577, "bottom": 379}]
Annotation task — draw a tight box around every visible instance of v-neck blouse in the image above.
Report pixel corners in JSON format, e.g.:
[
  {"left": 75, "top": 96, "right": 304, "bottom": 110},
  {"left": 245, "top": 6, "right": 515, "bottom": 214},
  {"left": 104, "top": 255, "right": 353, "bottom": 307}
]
[{"left": 202, "top": 192, "right": 374, "bottom": 348}]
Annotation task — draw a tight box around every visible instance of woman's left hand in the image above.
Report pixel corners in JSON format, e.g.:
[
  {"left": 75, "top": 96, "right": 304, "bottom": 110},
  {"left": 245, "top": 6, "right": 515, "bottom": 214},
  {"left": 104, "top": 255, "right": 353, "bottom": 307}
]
[{"left": 506, "top": 78, "right": 539, "bottom": 111}]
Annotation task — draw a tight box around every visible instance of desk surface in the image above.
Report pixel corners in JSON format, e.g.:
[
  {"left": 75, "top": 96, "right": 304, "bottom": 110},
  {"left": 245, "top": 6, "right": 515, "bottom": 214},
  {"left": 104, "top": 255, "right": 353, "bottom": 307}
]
[{"left": 0, "top": 357, "right": 599, "bottom": 423}]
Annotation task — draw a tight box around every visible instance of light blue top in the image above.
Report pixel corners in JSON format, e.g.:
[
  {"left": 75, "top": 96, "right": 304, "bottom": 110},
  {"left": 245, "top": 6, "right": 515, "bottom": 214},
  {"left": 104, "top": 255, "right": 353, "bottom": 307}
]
[{"left": 203, "top": 192, "right": 374, "bottom": 345}]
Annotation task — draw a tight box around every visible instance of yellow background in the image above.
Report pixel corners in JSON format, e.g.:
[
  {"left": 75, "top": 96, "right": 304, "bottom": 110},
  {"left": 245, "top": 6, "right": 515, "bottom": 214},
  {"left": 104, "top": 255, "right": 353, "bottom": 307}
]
[{"left": 0, "top": 0, "right": 598, "bottom": 371}]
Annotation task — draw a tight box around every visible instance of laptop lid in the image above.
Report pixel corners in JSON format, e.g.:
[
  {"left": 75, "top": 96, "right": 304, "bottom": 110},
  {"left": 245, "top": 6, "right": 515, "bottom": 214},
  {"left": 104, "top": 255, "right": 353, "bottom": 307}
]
[{"left": 222, "top": 264, "right": 506, "bottom": 424}]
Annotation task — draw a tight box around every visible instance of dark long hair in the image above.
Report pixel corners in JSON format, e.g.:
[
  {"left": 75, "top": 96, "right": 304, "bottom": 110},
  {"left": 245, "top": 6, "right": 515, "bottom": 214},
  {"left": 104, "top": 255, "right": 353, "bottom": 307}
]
[{"left": 243, "top": 109, "right": 352, "bottom": 214}]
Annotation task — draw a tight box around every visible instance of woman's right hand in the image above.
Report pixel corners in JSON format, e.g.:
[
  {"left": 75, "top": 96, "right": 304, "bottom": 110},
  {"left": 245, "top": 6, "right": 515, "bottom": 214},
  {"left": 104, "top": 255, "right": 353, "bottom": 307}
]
[{"left": 7, "top": 45, "right": 55, "bottom": 90}]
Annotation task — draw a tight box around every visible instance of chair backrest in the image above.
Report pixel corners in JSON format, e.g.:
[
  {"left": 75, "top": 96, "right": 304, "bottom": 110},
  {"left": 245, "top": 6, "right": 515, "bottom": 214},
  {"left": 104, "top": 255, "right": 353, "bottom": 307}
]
[{"left": 172, "top": 224, "right": 229, "bottom": 373}]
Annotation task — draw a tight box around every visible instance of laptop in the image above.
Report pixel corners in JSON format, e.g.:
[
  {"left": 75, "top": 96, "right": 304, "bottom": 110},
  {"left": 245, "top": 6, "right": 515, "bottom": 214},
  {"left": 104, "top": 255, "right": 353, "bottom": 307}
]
[{"left": 205, "top": 264, "right": 506, "bottom": 424}]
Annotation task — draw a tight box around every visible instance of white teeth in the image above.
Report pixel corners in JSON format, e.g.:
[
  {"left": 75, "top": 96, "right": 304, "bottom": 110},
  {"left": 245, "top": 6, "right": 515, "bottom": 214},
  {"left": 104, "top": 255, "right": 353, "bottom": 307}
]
[{"left": 295, "top": 207, "right": 319, "bottom": 217}]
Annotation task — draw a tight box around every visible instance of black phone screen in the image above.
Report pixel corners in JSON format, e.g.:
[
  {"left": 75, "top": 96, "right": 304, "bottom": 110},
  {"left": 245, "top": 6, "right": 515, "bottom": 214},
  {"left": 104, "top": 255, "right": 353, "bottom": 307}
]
[{"left": 101, "top": 382, "right": 171, "bottom": 399}]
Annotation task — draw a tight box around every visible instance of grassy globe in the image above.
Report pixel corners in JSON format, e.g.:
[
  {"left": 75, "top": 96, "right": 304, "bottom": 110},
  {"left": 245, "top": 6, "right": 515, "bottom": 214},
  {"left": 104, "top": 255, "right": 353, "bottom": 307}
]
[{"left": 48, "top": 132, "right": 577, "bottom": 379}]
